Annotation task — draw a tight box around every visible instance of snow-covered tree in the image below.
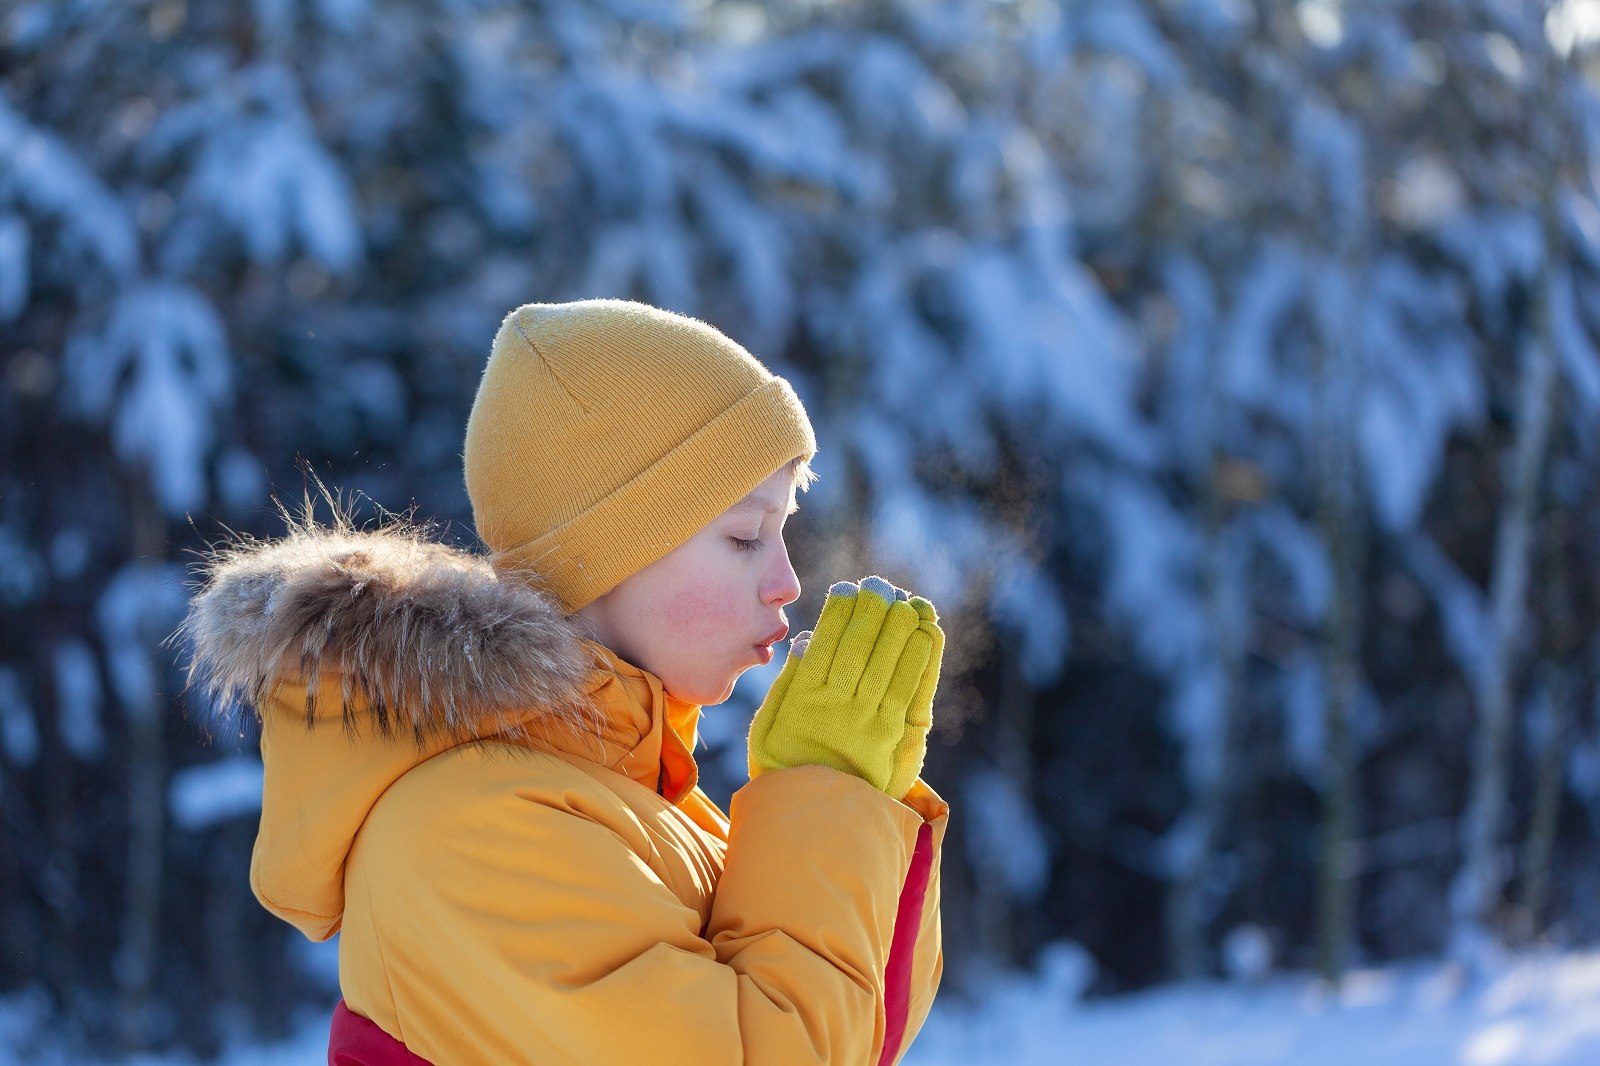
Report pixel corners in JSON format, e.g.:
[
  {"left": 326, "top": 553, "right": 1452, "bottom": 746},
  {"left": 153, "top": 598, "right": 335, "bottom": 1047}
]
[{"left": 5, "top": 0, "right": 1600, "bottom": 1056}]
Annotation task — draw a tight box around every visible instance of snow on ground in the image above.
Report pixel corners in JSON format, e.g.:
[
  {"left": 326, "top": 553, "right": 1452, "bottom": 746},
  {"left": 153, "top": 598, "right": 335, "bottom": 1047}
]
[
  {"left": 907, "top": 944, "right": 1600, "bottom": 1066},
  {"left": 7, "top": 946, "right": 1600, "bottom": 1064}
]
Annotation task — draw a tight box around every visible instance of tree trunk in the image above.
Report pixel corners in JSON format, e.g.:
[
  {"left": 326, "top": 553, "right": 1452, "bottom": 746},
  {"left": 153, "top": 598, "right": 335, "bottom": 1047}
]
[
  {"left": 1314, "top": 226, "right": 1371, "bottom": 988},
  {"left": 1457, "top": 209, "right": 1560, "bottom": 948},
  {"left": 1515, "top": 487, "right": 1576, "bottom": 944},
  {"left": 973, "top": 660, "right": 1036, "bottom": 967},
  {"left": 40, "top": 658, "right": 83, "bottom": 1039},
  {"left": 1314, "top": 418, "right": 1363, "bottom": 984},
  {"left": 1449, "top": 0, "right": 1571, "bottom": 964},
  {"left": 1516, "top": 659, "right": 1570, "bottom": 944},
  {"left": 1166, "top": 470, "right": 1246, "bottom": 981},
  {"left": 116, "top": 469, "right": 169, "bottom": 1054}
]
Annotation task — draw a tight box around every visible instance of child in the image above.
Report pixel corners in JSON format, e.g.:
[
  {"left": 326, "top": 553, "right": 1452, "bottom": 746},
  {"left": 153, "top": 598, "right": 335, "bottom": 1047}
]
[{"left": 181, "top": 299, "right": 950, "bottom": 1065}]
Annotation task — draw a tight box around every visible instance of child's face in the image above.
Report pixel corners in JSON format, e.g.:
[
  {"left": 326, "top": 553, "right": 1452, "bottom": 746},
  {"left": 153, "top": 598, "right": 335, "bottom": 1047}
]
[{"left": 575, "top": 464, "right": 802, "bottom": 706}]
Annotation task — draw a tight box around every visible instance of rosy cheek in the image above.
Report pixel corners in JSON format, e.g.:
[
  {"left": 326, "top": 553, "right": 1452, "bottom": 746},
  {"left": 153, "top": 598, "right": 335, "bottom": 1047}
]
[{"left": 660, "top": 581, "right": 741, "bottom": 640}]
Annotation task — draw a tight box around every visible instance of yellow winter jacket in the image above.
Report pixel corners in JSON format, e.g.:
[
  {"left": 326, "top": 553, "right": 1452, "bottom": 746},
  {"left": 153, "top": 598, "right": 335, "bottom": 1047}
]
[{"left": 182, "top": 520, "right": 948, "bottom": 1065}]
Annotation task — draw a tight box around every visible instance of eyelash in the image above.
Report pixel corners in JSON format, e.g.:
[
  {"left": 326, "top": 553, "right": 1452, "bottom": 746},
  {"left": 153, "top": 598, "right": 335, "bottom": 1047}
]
[{"left": 731, "top": 536, "right": 764, "bottom": 552}]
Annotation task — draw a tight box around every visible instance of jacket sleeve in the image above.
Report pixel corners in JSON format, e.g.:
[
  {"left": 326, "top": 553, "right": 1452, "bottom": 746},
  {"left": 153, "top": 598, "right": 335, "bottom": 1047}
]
[
  {"left": 351, "top": 755, "right": 947, "bottom": 1066},
  {"left": 709, "top": 767, "right": 949, "bottom": 1066}
]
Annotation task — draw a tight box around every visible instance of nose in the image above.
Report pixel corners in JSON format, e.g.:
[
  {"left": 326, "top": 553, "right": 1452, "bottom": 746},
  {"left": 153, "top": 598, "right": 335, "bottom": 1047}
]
[{"left": 764, "top": 539, "right": 802, "bottom": 608}]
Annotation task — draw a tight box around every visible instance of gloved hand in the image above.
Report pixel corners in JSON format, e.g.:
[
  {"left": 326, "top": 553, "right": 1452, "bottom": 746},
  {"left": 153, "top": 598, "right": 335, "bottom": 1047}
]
[{"left": 748, "top": 575, "right": 944, "bottom": 799}]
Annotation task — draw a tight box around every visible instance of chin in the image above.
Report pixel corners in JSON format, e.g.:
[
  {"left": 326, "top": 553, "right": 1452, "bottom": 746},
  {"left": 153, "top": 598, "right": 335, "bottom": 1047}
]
[{"left": 666, "top": 673, "right": 738, "bottom": 708}]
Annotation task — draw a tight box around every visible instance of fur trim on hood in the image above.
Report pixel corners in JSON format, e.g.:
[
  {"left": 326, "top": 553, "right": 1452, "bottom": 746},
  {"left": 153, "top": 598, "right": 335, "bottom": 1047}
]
[{"left": 174, "top": 503, "right": 601, "bottom": 743}]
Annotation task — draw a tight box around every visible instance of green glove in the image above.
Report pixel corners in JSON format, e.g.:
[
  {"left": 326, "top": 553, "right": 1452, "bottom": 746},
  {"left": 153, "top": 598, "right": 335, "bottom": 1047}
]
[{"left": 748, "top": 575, "right": 945, "bottom": 799}]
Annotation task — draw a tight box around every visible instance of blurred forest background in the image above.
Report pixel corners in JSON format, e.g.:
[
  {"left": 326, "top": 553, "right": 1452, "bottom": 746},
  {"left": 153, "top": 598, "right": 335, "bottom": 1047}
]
[{"left": 2, "top": 0, "right": 1600, "bottom": 1059}]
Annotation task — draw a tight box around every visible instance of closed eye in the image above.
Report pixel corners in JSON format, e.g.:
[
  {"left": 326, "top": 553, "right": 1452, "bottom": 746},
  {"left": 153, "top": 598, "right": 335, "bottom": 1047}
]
[{"left": 731, "top": 536, "right": 763, "bottom": 552}]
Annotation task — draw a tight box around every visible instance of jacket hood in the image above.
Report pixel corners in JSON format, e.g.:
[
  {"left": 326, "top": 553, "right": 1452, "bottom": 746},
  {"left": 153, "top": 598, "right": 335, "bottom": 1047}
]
[
  {"left": 177, "top": 508, "right": 599, "bottom": 742},
  {"left": 175, "top": 507, "right": 705, "bottom": 939}
]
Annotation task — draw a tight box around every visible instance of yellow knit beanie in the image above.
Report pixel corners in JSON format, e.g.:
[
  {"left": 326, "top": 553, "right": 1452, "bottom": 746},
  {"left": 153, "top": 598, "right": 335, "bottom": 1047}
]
[{"left": 463, "top": 299, "right": 817, "bottom": 614}]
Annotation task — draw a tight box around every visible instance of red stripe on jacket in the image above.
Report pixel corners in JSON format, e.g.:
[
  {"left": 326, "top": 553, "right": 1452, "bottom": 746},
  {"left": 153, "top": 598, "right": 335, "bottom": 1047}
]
[{"left": 877, "top": 820, "right": 936, "bottom": 1066}]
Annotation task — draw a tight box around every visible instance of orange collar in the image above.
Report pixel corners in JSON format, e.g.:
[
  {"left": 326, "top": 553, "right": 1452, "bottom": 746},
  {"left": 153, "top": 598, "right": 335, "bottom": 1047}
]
[{"left": 539, "top": 639, "right": 702, "bottom": 802}]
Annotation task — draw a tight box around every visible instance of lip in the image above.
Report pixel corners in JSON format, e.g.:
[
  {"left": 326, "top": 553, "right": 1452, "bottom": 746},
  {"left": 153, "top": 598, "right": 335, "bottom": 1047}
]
[{"left": 757, "top": 624, "right": 789, "bottom": 648}]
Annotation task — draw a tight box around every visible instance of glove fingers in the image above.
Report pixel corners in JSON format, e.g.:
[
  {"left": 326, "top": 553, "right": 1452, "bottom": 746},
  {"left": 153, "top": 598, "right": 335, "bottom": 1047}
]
[
  {"left": 795, "top": 581, "right": 860, "bottom": 687},
  {"left": 889, "top": 612, "right": 941, "bottom": 798},
  {"left": 827, "top": 576, "right": 897, "bottom": 689},
  {"left": 750, "top": 577, "right": 945, "bottom": 798},
  {"left": 768, "top": 641, "right": 804, "bottom": 710},
  {"left": 858, "top": 601, "right": 925, "bottom": 708},
  {"left": 879, "top": 625, "right": 932, "bottom": 720},
  {"left": 886, "top": 725, "right": 930, "bottom": 800},
  {"left": 746, "top": 650, "right": 803, "bottom": 779},
  {"left": 906, "top": 618, "right": 946, "bottom": 728}
]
